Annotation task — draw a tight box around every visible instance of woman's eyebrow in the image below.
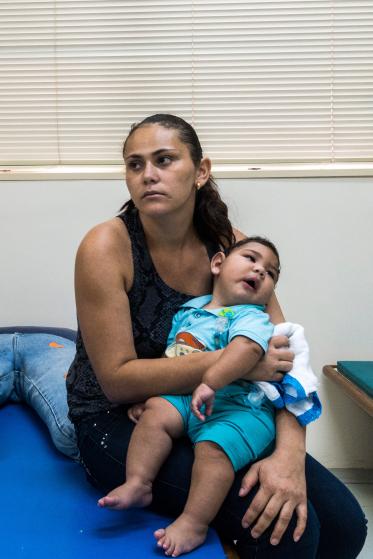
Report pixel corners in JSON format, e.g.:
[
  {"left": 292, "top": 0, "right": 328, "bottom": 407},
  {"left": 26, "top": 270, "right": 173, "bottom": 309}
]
[
  {"left": 153, "top": 148, "right": 178, "bottom": 154},
  {"left": 125, "top": 148, "right": 178, "bottom": 160}
]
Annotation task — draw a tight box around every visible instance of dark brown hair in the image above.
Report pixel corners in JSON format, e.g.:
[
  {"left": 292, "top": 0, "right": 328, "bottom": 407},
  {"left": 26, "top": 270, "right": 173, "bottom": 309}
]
[{"left": 119, "top": 114, "right": 235, "bottom": 250}]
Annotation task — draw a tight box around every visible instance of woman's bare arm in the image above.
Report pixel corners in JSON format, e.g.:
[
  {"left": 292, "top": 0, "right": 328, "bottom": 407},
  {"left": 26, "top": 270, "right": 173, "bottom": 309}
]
[
  {"left": 266, "top": 291, "right": 285, "bottom": 325},
  {"left": 75, "top": 221, "right": 221, "bottom": 404}
]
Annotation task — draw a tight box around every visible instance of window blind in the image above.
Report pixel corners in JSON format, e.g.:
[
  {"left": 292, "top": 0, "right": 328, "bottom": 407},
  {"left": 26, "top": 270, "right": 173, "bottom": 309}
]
[{"left": 0, "top": 0, "right": 372, "bottom": 165}]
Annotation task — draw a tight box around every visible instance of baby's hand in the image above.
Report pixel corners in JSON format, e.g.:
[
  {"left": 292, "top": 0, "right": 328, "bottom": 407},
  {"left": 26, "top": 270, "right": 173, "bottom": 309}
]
[
  {"left": 127, "top": 402, "right": 146, "bottom": 424},
  {"left": 191, "top": 383, "right": 216, "bottom": 421}
]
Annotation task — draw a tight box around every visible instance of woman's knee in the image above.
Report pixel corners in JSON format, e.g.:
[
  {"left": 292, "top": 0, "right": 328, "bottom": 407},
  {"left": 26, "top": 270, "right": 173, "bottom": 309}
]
[
  {"left": 305, "top": 454, "right": 368, "bottom": 558},
  {"left": 216, "top": 494, "right": 320, "bottom": 559},
  {"left": 318, "top": 495, "right": 367, "bottom": 559},
  {"left": 266, "top": 500, "right": 320, "bottom": 557},
  {"left": 345, "top": 505, "right": 368, "bottom": 559}
]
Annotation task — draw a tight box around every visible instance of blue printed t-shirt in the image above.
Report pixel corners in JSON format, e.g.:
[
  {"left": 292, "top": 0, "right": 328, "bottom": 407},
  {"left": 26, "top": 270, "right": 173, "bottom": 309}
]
[{"left": 166, "top": 295, "right": 274, "bottom": 356}]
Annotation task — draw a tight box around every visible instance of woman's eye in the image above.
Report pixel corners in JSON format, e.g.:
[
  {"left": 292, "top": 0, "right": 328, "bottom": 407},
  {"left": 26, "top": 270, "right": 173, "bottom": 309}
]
[
  {"left": 127, "top": 160, "right": 142, "bottom": 171},
  {"left": 158, "top": 155, "right": 172, "bottom": 165},
  {"left": 245, "top": 254, "right": 255, "bottom": 262}
]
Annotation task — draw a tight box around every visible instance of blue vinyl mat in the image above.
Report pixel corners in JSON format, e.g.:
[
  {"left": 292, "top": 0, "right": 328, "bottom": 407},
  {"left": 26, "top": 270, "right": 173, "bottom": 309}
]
[{"left": 1, "top": 404, "right": 225, "bottom": 558}]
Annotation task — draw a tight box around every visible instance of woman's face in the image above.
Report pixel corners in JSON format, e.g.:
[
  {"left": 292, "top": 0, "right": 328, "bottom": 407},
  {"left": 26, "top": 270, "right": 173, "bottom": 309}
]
[{"left": 124, "top": 124, "right": 206, "bottom": 217}]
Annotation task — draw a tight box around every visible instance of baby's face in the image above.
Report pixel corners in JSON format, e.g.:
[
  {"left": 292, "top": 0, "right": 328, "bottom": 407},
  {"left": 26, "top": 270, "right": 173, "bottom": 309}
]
[{"left": 213, "top": 242, "right": 279, "bottom": 307}]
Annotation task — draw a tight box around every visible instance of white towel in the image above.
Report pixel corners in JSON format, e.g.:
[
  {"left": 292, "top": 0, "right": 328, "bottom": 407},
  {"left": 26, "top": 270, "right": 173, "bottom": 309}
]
[{"left": 250, "top": 322, "right": 322, "bottom": 426}]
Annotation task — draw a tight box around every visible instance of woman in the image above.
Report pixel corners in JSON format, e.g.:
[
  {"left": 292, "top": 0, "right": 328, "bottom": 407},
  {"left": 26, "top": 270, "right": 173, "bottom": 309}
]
[{"left": 66, "top": 114, "right": 367, "bottom": 558}]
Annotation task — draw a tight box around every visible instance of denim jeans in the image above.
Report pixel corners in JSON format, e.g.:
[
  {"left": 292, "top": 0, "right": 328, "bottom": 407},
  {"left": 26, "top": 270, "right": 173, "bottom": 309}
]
[
  {"left": 77, "top": 407, "right": 367, "bottom": 559},
  {"left": 0, "top": 329, "right": 79, "bottom": 460}
]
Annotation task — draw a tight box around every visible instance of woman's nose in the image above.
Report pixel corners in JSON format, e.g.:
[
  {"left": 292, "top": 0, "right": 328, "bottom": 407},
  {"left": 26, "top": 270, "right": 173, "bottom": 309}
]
[{"left": 143, "top": 161, "right": 158, "bottom": 184}]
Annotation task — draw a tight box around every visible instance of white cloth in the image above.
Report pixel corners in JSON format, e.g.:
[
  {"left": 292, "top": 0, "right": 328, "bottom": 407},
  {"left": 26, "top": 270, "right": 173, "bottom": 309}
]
[{"left": 251, "top": 322, "right": 322, "bottom": 426}]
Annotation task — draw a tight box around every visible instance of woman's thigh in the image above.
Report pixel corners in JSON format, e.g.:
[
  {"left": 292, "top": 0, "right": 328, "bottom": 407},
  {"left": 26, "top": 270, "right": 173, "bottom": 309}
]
[
  {"left": 223, "top": 456, "right": 367, "bottom": 559},
  {"left": 77, "top": 409, "right": 320, "bottom": 559},
  {"left": 305, "top": 454, "right": 367, "bottom": 559},
  {"left": 76, "top": 406, "right": 193, "bottom": 500}
]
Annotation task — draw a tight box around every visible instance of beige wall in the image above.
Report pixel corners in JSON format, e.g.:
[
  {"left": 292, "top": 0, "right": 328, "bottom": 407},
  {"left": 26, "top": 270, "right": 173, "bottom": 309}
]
[{"left": 1, "top": 177, "right": 372, "bottom": 467}]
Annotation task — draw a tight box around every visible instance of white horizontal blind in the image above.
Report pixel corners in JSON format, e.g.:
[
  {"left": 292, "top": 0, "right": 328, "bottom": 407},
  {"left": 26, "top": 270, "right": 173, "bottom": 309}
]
[
  {"left": 0, "top": 0, "right": 372, "bottom": 165},
  {"left": 194, "top": 0, "right": 373, "bottom": 163}
]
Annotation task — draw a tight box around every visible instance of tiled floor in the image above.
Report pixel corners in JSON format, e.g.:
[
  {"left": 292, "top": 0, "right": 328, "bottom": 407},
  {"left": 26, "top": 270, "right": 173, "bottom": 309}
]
[{"left": 332, "top": 469, "right": 372, "bottom": 558}]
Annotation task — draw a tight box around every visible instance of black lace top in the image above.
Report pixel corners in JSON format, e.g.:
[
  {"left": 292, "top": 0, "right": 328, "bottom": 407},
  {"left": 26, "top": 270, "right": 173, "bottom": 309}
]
[{"left": 66, "top": 208, "right": 217, "bottom": 424}]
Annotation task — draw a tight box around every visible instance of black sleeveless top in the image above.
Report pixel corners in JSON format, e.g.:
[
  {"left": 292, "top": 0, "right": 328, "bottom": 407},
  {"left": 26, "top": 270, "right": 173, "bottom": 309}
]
[{"left": 66, "top": 208, "right": 218, "bottom": 424}]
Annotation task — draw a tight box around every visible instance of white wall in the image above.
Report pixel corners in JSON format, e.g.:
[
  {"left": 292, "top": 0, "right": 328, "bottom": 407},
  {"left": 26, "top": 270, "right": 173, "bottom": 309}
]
[{"left": 1, "top": 177, "right": 372, "bottom": 467}]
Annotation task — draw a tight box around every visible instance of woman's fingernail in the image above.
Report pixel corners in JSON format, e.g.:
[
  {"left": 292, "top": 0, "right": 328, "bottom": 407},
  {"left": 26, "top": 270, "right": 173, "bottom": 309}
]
[
  {"left": 242, "top": 521, "right": 249, "bottom": 529},
  {"left": 251, "top": 530, "right": 258, "bottom": 538},
  {"left": 271, "top": 538, "right": 279, "bottom": 546}
]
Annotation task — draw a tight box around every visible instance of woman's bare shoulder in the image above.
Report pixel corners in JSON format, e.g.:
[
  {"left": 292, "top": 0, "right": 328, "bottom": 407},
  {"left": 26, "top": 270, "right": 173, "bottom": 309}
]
[
  {"left": 233, "top": 226, "right": 248, "bottom": 242},
  {"left": 76, "top": 217, "right": 133, "bottom": 290},
  {"left": 79, "top": 217, "right": 130, "bottom": 253}
]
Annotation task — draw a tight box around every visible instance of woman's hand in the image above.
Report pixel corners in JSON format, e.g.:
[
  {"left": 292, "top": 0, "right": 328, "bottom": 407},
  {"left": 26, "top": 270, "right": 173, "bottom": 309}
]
[
  {"left": 127, "top": 402, "right": 147, "bottom": 424},
  {"left": 239, "top": 448, "right": 307, "bottom": 545},
  {"left": 246, "top": 335, "right": 294, "bottom": 382}
]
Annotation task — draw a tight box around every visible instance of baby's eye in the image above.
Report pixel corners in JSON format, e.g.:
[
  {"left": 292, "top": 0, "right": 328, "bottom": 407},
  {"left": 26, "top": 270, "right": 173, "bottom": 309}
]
[{"left": 267, "top": 270, "right": 278, "bottom": 282}]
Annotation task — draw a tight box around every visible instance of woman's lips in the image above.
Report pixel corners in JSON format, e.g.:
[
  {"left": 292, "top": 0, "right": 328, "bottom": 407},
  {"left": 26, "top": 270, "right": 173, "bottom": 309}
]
[{"left": 142, "top": 191, "right": 164, "bottom": 198}]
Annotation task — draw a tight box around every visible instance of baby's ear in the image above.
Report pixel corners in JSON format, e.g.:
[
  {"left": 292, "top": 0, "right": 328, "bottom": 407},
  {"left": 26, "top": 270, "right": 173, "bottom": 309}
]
[{"left": 210, "top": 251, "right": 225, "bottom": 276}]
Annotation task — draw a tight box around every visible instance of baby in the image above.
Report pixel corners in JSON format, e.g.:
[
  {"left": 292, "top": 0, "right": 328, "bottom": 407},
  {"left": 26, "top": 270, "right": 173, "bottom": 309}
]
[{"left": 99, "top": 237, "right": 284, "bottom": 556}]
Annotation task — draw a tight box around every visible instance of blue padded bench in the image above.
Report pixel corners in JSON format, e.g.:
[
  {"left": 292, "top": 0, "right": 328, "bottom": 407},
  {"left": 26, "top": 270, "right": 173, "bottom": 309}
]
[
  {"left": 0, "top": 326, "right": 228, "bottom": 559},
  {"left": 323, "top": 362, "right": 373, "bottom": 417}
]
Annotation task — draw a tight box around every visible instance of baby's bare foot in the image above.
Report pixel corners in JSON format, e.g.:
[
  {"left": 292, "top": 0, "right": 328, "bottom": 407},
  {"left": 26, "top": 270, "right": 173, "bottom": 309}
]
[
  {"left": 98, "top": 479, "right": 152, "bottom": 510},
  {"left": 154, "top": 513, "right": 208, "bottom": 557}
]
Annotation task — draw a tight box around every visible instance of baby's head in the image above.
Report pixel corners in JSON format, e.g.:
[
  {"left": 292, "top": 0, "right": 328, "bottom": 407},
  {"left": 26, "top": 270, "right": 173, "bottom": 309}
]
[{"left": 210, "top": 236, "right": 280, "bottom": 307}]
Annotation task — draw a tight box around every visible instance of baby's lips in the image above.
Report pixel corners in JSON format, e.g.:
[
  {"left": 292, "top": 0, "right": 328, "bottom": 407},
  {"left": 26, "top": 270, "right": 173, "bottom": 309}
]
[{"left": 245, "top": 277, "right": 257, "bottom": 290}]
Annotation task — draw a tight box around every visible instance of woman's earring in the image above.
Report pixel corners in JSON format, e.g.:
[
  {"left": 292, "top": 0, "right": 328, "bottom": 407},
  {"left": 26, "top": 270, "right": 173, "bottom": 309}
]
[{"left": 196, "top": 182, "right": 202, "bottom": 190}]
